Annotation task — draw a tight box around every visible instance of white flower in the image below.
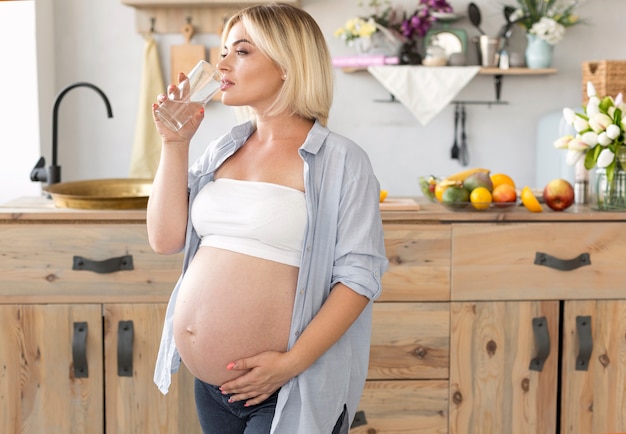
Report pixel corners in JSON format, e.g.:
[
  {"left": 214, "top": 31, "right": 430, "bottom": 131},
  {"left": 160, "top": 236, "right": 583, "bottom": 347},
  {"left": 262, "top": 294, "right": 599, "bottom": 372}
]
[
  {"left": 596, "top": 148, "right": 615, "bottom": 168},
  {"left": 553, "top": 135, "right": 573, "bottom": 149},
  {"left": 556, "top": 81, "right": 625, "bottom": 172},
  {"left": 598, "top": 132, "right": 612, "bottom": 146},
  {"left": 606, "top": 124, "right": 621, "bottom": 140},
  {"left": 573, "top": 116, "right": 589, "bottom": 132},
  {"left": 563, "top": 108, "right": 576, "bottom": 124},
  {"left": 586, "top": 97, "right": 601, "bottom": 116},
  {"left": 589, "top": 113, "right": 613, "bottom": 133},
  {"left": 568, "top": 136, "right": 590, "bottom": 152},
  {"left": 587, "top": 82, "right": 597, "bottom": 98},
  {"left": 566, "top": 149, "right": 585, "bottom": 166},
  {"left": 530, "top": 17, "right": 565, "bottom": 45},
  {"left": 581, "top": 131, "right": 598, "bottom": 146}
]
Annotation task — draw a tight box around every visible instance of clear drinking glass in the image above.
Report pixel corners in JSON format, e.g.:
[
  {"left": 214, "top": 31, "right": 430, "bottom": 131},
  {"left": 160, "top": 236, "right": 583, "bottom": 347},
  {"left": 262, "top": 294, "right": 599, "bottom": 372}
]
[{"left": 155, "top": 60, "right": 223, "bottom": 131}]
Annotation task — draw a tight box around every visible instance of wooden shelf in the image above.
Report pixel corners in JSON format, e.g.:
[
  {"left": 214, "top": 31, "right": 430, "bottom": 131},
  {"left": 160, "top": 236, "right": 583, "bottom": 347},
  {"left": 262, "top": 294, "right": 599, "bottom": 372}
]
[
  {"left": 340, "top": 65, "right": 558, "bottom": 103},
  {"left": 121, "top": 0, "right": 299, "bottom": 34},
  {"left": 340, "top": 66, "right": 557, "bottom": 75},
  {"left": 478, "top": 67, "right": 557, "bottom": 75}
]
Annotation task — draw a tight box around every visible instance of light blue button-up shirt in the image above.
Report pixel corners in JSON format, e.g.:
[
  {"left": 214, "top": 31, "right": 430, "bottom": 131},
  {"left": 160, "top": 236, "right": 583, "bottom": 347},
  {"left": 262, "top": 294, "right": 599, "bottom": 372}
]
[{"left": 154, "top": 120, "right": 388, "bottom": 433}]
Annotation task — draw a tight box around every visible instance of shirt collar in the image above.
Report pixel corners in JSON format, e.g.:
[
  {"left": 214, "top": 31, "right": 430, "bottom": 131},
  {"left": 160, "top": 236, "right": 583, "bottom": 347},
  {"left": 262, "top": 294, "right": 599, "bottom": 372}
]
[{"left": 299, "top": 120, "right": 330, "bottom": 156}]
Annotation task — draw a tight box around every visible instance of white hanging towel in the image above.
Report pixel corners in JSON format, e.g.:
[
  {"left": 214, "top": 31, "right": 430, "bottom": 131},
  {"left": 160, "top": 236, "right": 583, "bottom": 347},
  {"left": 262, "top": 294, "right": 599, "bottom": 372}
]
[
  {"left": 368, "top": 66, "right": 481, "bottom": 126},
  {"left": 129, "top": 33, "right": 165, "bottom": 179}
]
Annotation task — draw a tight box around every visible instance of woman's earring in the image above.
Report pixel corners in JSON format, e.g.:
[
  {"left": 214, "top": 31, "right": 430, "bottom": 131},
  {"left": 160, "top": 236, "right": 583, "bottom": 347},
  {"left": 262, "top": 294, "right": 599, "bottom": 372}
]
[{"left": 282, "top": 74, "right": 287, "bottom": 80}]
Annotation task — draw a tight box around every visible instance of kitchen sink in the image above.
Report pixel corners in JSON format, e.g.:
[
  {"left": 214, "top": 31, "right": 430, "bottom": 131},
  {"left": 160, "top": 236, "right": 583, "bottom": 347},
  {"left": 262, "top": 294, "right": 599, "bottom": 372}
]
[{"left": 43, "top": 178, "right": 152, "bottom": 209}]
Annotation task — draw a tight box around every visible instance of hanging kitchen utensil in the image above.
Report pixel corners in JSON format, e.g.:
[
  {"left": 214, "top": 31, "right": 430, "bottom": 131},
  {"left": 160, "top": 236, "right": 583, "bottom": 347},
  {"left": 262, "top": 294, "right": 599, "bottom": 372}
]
[
  {"left": 503, "top": 5, "right": 516, "bottom": 23},
  {"left": 170, "top": 20, "right": 206, "bottom": 85},
  {"left": 468, "top": 3, "right": 486, "bottom": 35},
  {"left": 450, "top": 104, "right": 460, "bottom": 160},
  {"left": 459, "top": 104, "right": 469, "bottom": 166}
]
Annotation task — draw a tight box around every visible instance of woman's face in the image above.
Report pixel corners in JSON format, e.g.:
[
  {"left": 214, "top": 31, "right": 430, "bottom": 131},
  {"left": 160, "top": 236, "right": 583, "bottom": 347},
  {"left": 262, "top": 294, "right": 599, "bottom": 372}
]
[{"left": 217, "top": 21, "right": 285, "bottom": 112}]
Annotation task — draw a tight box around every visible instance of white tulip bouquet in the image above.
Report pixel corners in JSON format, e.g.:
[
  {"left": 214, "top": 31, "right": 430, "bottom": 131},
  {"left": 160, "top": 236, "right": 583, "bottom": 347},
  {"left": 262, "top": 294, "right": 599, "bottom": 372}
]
[
  {"left": 554, "top": 82, "right": 626, "bottom": 182},
  {"left": 507, "top": 0, "right": 585, "bottom": 45}
]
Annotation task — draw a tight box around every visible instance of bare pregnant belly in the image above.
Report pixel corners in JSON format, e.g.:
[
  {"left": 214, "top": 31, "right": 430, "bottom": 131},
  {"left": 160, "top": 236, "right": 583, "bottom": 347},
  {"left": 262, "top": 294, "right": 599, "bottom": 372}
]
[{"left": 173, "top": 246, "right": 298, "bottom": 386}]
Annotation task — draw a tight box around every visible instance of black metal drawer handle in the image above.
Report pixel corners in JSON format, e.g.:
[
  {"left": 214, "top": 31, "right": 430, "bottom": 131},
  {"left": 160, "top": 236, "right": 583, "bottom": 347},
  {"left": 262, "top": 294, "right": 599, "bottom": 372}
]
[
  {"left": 350, "top": 410, "right": 367, "bottom": 428},
  {"left": 534, "top": 252, "right": 591, "bottom": 271},
  {"left": 72, "top": 321, "right": 88, "bottom": 378},
  {"left": 72, "top": 254, "right": 134, "bottom": 274},
  {"left": 529, "top": 316, "right": 550, "bottom": 371},
  {"left": 576, "top": 315, "right": 592, "bottom": 371},
  {"left": 118, "top": 320, "right": 134, "bottom": 377}
]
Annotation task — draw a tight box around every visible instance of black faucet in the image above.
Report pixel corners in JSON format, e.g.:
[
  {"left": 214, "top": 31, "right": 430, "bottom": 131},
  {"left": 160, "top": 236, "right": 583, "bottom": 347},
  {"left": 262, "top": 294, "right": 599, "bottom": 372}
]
[{"left": 30, "top": 82, "right": 113, "bottom": 185}]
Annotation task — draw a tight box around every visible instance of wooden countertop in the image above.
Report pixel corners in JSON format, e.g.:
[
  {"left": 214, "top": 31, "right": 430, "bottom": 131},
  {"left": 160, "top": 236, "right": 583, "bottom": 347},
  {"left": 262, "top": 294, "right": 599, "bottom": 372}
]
[{"left": 2, "top": 196, "right": 626, "bottom": 223}]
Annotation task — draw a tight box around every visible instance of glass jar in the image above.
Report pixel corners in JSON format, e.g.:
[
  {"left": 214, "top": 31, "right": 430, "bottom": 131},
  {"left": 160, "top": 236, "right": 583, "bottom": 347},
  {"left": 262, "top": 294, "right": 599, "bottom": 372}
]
[
  {"left": 590, "top": 165, "right": 626, "bottom": 211},
  {"left": 422, "top": 44, "right": 447, "bottom": 66}
]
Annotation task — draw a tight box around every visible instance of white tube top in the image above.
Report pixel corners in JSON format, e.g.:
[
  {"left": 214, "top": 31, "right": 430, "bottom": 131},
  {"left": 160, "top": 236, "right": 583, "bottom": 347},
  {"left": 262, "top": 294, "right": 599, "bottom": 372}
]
[{"left": 191, "top": 178, "right": 306, "bottom": 267}]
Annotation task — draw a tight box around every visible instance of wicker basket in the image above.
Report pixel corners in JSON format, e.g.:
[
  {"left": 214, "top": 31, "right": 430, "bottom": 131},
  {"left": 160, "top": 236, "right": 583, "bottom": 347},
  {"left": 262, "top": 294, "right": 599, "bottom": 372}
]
[{"left": 582, "top": 60, "right": 626, "bottom": 104}]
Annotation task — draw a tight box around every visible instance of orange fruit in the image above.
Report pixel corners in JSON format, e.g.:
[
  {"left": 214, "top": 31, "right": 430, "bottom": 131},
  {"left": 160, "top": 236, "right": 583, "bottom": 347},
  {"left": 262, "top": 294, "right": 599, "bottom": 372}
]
[
  {"left": 469, "top": 187, "right": 492, "bottom": 210},
  {"left": 379, "top": 190, "right": 388, "bottom": 202},
  {"left": 521, "top": 186, "right": 543, "bottom": 212},
  {"left": 490, "top": 173, "right": 516, "bottom": 190},
  {"left": 492, "top": 184, "right": 517, "bottom": 203}
]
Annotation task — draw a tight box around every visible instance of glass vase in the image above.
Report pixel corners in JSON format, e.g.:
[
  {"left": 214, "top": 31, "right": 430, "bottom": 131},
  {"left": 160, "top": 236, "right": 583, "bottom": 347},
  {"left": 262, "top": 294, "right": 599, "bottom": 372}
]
[
  {"left": 353, "top": 37, "right": 373, "bottom": 55},
  {"left": 525, "top": 34, "right": 553, "bottom": 69},
  {"left": 590, "top": 165, "right": 626, "bottom": 211}
]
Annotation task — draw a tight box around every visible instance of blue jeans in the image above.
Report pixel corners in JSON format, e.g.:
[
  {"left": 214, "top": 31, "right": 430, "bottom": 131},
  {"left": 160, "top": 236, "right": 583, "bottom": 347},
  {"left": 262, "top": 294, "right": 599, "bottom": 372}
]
[{"left": 194, "top": 378, "right": 348, "bottom": 433}]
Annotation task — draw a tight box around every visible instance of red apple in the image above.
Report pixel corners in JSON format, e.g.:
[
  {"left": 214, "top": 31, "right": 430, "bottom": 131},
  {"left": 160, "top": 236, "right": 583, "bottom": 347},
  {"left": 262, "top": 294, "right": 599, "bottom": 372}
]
[{"left": 543, "top": 179, "right": 574, "bottom": 211}]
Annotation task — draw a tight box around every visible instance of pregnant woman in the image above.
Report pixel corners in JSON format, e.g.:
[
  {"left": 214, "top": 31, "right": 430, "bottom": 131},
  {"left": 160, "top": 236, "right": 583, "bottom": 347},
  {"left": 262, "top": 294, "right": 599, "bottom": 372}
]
[{"left": 147, "top": 3, "right": 388, "bottom": 433}]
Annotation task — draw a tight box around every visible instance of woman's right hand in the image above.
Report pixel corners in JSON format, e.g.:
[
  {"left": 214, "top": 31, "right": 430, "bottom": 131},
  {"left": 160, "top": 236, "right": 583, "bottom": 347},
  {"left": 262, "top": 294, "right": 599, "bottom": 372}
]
[{"left": 151, "top": 72, "right": 205, "bottom": 144}]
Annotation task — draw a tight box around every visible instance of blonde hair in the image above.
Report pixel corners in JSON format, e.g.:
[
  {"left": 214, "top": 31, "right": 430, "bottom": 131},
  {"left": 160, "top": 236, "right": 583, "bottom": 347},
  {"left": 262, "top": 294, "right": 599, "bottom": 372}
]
[{"left": 222, "top": 3, "right": 334, "bottom": 126}]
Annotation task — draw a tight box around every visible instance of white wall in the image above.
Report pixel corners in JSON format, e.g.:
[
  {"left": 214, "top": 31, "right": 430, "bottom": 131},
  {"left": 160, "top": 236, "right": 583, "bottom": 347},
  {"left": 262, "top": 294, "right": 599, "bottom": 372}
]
[
  {"left": 9, "top": 0, "right": 625, "bottom": 201},
  {"left": 0, "top": 1, "right": 42, "bottom": 204}
]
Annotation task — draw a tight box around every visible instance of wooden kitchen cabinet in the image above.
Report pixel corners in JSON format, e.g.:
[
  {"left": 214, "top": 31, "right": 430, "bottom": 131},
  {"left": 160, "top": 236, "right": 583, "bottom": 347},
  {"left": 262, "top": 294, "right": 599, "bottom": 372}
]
[
  {"left": 0, "top": 303, "right": 199, "bottom": 434},
  {"left": 353, "top": 224, "right": 451, "bottom": 433},
  {"left": 0, "top": 216, "right": 199, "bottom": 434},
  {"left": 1, "top": 304, "right": 104, "bottom": 433},
  {"left": 450, "top": 301, "right": 560, "bottom": 434},
  {"left": 4, "top": 198, "right": 626, "bottom": 433},
  {"left": 561, "top": 300, "right": 626, "bottom": 433},
  {"left": 450, "top": 222, "right": 626, "bottom": 434}
]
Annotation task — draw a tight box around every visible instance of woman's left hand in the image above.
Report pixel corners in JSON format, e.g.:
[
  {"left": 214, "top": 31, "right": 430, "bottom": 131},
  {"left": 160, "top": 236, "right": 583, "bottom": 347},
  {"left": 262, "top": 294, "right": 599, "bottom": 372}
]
[{"left": 219, "top": 351, "right": 295, "bottom": 406}]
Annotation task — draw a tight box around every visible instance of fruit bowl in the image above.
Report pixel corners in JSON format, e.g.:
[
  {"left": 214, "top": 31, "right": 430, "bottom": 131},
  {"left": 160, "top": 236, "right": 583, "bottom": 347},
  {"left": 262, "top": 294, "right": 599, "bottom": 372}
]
[
  {"left": 418, "top": 176, "right": 439, "bottom": 203},
  {"left": 441, "top": 201, "right": 519, "bottom": 212}
]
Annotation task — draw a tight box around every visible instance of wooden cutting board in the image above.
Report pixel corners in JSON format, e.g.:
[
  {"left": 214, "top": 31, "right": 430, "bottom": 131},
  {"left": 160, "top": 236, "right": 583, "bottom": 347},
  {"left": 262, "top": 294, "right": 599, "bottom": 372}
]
[
  {"left": 379, "top": 198, "right": 421, "bottom": 211},
  {"left": 170, "top": 23, "right": 206, "bottom": 84}
]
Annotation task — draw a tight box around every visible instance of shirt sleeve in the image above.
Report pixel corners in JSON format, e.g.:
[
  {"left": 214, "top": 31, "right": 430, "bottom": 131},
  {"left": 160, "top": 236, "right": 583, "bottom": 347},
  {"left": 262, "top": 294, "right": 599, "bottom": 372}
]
[{"left": 331, "top": 151, "right": 388, "bottom": 300}]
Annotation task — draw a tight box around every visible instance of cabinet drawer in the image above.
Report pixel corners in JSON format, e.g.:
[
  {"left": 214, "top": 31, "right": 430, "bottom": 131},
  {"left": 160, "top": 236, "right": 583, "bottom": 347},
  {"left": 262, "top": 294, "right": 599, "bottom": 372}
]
[
  {"left": 382, "top": 224, "right": 451, "bottom": 301},
  {"left": 354, "top": 380, "right": 448, "bottom": 433},
  {"left": 451, "top": 223, "right": 626, "bottom": 300},
  {"left": 0, "top": 224, "right": 182, "bottom": 302},
  {"left": 369, "top": 302, "right": 449, "bottom": 380}
]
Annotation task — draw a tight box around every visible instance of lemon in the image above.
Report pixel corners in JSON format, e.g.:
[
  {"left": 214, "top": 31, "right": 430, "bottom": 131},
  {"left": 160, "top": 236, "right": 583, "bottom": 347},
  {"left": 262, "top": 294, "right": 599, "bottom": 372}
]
[
  {"left": 434, "top": 183, "right": 447, "bottom": 202},
  {"left": 470, "top": 187, "right": 492, "bottom": 210},
  {"left": 379, "top": 190, "right": 388, "bottom": 203},
  {"left": 490, "top": 173, "right": 516, "bottom": 190},
  {"left": 521, "top": 186, "right": 542, "bottom": 212}
]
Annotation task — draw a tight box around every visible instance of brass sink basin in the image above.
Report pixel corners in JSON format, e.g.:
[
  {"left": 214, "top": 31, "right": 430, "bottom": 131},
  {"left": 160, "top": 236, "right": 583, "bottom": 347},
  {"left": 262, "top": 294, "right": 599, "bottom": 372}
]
[{"left": 43, "top": 178, "right": 153, "bottom": 209}]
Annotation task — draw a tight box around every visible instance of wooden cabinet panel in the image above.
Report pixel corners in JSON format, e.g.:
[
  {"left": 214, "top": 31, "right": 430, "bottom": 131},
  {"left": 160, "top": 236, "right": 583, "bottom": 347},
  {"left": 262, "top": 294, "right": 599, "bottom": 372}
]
[
  {"left": 0, "top": 224, "right": 182, "bottom": 302},
  {"left": 382, "top": 224, "right": 451, "bottom": 302},
  {"left": 104, "top": 304, "right": 200, "bottom": 434},
  {"left": 369, "top": 302, "right": 449, "bottom": 380},
  {"left": 450, "top": 301, "right": 559, "bottom": 434},
  {"left": 561, "top": 300, "right": 626, "bottom": 434},
  {"left": 0, "top": 304, "right": 104, "bottom": 434},
  {"left": 353, "top": 380, "right": 449, "bottom": 433},
  {"left": 451, "top": 223, "right": 626, "bottom": 301}
]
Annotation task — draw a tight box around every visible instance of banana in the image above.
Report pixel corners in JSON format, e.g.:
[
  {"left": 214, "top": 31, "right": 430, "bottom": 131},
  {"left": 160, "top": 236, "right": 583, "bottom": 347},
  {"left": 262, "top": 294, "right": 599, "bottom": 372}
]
[{"left": 443, "top": 167, "right": 490, "bottom": 183}]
